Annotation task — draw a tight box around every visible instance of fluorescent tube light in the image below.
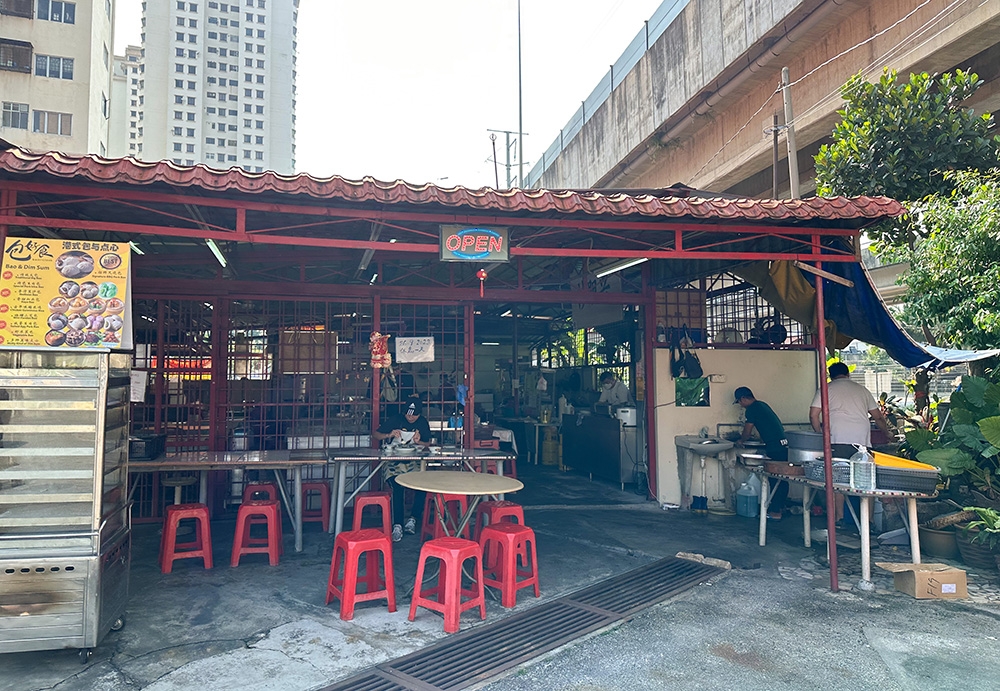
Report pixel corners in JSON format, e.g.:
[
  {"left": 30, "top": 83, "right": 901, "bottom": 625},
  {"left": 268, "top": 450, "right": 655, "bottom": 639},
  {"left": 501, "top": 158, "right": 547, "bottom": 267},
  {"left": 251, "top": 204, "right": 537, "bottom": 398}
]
[
  {"left": 129, "top": 241, "right": 145, "bottom": 255},
  {"left": 481, "top": 342, "right": 501, "bottom": 346},
  {"left": 595, "top": 257, "right": 647, "bottom": 278},
  {"left": 206, "top": 238, "right": 227, "bottom": 268}
]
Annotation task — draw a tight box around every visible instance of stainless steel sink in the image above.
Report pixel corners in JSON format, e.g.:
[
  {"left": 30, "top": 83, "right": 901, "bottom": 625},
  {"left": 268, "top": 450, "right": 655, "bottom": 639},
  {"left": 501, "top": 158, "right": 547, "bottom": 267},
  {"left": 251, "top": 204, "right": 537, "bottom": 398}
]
[{"left": 674, "top": 435, "right": 734, "bottom": 455}]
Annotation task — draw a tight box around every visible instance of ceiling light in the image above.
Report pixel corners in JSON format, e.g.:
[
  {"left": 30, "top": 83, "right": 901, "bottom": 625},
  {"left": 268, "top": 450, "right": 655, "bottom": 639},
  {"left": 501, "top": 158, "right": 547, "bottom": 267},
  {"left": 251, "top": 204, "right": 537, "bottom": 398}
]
[
  {"left": 595, "top": 257, "right": 647, "bottom": 278},
  {"left": 369, "top": 273, "right": 378, "bottom": 285},
  {"left": 481, "top": 341, "right": 501, "bottom": 346},
  {"left": 129, "top": 241, "right": 145, "bottom": 255},
  {"left": 206, "top": 238, "right": 227, "bottom": 268}
]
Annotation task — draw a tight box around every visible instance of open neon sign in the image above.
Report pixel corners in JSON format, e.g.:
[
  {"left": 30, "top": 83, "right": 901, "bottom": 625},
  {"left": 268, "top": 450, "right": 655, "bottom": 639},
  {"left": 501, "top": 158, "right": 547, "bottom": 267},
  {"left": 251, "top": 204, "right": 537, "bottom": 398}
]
[{"left": 439, "top": 225, "right": 509, "bottom": 262}]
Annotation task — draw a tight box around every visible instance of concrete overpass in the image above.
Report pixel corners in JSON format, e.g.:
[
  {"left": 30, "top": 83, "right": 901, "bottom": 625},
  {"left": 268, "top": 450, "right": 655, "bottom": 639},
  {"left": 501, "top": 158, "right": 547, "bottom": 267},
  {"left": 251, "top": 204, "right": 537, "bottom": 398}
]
[{"left": 526, "top": 0, "right": 1000, "bottom": 198}]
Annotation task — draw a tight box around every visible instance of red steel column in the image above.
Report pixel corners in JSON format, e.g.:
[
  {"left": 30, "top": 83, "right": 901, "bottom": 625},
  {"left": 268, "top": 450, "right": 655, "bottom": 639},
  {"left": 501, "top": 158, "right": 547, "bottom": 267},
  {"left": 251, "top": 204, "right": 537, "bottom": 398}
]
[
  {"left": 0, "top": 189, "right": 13, "bottom": 247},
  {"left": 465, "top": 303, "right": 475, "bottom": 449},
  {"left": 814, "top": 272, "right": 839, "bottom": 591}
]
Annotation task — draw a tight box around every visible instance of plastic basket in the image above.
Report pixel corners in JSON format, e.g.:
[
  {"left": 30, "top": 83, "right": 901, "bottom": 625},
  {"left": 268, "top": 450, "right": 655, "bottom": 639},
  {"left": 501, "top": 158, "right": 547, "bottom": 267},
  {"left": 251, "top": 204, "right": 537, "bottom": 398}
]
[
  {"left": 875, "top": 466, "right": 938, "bottom": 493},
  {"left": 804, "top": 460, "right": 851, "bottom": 485}
]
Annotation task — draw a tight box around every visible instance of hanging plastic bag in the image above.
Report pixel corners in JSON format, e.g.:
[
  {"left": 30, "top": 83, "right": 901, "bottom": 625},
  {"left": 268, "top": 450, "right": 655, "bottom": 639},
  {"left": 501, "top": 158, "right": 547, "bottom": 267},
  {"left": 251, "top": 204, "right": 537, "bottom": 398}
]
[
  {"left": 381, "top": 371, "right": 397, "bottom": 402},
  {"left": 682, "top": 350, "right": 703, "bottom": 379}
]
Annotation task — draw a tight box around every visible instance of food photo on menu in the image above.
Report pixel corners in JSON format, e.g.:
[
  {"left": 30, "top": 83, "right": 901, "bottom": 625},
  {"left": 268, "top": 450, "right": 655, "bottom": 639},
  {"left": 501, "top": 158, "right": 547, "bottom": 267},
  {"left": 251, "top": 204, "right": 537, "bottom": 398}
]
[{"left": 44, "top": 249, "right": 126, "bottom": 348}]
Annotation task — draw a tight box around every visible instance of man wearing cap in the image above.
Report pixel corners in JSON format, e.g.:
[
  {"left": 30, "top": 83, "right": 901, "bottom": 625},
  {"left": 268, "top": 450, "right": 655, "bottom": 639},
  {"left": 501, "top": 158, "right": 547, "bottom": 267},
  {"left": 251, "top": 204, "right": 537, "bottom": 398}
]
[
  {"left": 373, "top": 396, "right": 432, "bottom": 541},
  {"left": 734, "top": 386, "right": 789, "bottom": 518}
]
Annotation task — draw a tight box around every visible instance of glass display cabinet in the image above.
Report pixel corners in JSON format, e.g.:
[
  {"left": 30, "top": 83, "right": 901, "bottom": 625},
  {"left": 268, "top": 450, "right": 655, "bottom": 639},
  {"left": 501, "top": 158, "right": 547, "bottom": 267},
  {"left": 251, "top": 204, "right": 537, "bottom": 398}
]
[{"left": 0, "top": 351, "right": 130, "bottom": 661}]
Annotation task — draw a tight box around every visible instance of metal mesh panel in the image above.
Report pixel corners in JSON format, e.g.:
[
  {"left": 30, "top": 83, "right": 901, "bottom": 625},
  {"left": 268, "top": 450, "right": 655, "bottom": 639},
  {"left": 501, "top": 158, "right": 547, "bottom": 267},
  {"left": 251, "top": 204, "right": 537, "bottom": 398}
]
[
  {"left": 380, "top": 302, "right": 465, "bottom": 433},
  {"left": 705, "top": 273, "right": 810, "bottom": 346}
]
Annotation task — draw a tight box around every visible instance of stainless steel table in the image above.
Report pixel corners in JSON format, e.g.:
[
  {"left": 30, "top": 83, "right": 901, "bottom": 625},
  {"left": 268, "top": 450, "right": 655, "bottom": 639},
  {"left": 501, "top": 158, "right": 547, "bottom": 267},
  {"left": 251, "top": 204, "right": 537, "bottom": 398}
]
[{"left": 130, "top": 450, "right": 327, "bottom": 552}]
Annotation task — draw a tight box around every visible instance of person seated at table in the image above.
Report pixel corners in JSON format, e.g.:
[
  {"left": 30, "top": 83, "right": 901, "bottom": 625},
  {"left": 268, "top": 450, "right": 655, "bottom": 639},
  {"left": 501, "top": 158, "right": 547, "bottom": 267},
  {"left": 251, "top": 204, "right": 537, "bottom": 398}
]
[
  {"left": 373, "top": 397, "right": 432, "bottom": 542},
  {"left": 734, "top": 386, "right": 789, "bottom": 519}
]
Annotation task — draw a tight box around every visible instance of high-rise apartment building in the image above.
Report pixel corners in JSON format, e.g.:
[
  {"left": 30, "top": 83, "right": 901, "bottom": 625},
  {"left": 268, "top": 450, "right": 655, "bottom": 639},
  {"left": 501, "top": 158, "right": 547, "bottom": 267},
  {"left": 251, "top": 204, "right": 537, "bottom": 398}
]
[
  {"left": 0, "top": 0, "right": 115, "bottom": 155},
  {"left": 134, "top": 0, "right": 297, "bottom": 173},
  {"left": 108, "top": 43, "right": 140, "bottom": 157}
]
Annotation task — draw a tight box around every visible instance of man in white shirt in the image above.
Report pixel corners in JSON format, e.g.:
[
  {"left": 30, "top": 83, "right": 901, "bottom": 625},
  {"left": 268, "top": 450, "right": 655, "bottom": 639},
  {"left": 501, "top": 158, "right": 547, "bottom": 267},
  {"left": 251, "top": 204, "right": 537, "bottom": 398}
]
[
  {"left": 598, "top": 371, "right": 633, "bottom": 406},
  {"left": 809, "top": 362, "right": 893, "bottom": 524}
]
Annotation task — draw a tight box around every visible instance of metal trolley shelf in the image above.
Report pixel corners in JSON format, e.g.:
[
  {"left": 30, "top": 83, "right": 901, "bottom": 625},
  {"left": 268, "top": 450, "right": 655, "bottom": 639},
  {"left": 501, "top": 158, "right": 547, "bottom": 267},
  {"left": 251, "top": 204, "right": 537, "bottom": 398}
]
[{"left": 0, "top": 351, "right": 131, "bottom": 662}]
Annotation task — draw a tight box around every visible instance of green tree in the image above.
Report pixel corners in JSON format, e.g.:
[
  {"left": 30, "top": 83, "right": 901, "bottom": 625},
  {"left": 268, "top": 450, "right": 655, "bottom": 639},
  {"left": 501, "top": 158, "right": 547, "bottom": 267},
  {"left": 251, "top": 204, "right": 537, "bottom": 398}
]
[
  {"left": 815, "top": 69, "right": 999, "bottom": 246},
  {"left": 897, "top": 169, "right": 1000, "bottom": 351}
]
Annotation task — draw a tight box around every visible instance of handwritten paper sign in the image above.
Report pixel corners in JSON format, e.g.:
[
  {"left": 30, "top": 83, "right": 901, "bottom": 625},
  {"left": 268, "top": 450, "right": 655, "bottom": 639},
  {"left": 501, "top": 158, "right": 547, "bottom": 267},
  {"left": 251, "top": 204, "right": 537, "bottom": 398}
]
[{"left": 395, "top": 336, "right": 434, "bottom": 363}]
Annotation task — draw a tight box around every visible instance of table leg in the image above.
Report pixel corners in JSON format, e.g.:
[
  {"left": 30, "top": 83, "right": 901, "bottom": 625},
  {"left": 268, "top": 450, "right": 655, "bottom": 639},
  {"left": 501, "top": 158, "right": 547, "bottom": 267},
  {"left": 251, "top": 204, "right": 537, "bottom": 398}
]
[
  {"left": 199, "top": 470, "right": 208, "bottom": 505},
  {"left": 802, "top": 486, "right": 812, "bottom": 548},
  {"left": 293, "top": 466, "right": 303, "bottom": 552},
  {"left": 758, "top": 475, "right": 769, "bottom": 547},
  {"left": 534, "top": 424, "right": 541, "bottom": 465},
  {"left": 908, "top": 498, "right": 921, "bottom": 564},
  {"left": 335, "top": 462, "right": 348, "bottom": 535},
  {"left": 858, "top": 496, "right": 874, "bottom": 591}
]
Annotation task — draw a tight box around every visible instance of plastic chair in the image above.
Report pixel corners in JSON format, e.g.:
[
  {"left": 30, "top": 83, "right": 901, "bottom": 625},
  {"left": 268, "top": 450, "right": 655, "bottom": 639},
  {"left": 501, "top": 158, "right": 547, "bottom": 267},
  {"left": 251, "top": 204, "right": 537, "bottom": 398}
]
[
  {"left": 231, "top": 499, "right": 282, "bottom": 566},
  {"left": 479, "top": 523, "right": 540, "bottom": 608},
  {"left": 472, "top": 499, "right": 525, "bottom": 541},
  {"left": 162, "top": 474, "right": 197, "bottom": 505},
  {"left": 408, "top": 537, "right": 485, "bottom": 633},
  {"left": 160, "top": 503, "right": 213, "bottom": 574},
  {"left": 325, "top": 528, "right": 397, "bottom": 620},
  {"left": 351, "top": 491, "right": 392, "bottom": 535},
  {"left": 421, "top": 493, "right": 470, "bottom": 540},
  {"left": 301, "top": 481, "right": 331, "bottom": 528}
]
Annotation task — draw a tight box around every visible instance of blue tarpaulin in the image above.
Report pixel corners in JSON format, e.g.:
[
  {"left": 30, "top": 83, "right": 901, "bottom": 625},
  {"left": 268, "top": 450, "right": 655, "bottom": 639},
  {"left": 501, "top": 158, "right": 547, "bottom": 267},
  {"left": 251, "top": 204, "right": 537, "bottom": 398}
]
[{"left": 820, "top": 254, "right": 999, "bottom": 370}]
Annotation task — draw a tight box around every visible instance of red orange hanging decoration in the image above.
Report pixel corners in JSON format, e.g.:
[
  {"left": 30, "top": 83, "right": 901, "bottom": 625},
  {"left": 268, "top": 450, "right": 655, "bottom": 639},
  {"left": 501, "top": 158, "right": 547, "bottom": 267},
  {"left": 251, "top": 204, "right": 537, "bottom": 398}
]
[{"left": 477, "top": 268, "right": 488, "bottom": 297}]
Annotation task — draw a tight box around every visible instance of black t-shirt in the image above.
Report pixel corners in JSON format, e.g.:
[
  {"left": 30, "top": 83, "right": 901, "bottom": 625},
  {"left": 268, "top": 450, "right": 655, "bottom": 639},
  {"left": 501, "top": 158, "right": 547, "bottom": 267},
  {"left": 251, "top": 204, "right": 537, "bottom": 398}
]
[
  {"left": 377, "top": 413, "right": 431, "bottom": 443},
  {"left": 745, "top": 400, "right": 788, "bottom": 461}
]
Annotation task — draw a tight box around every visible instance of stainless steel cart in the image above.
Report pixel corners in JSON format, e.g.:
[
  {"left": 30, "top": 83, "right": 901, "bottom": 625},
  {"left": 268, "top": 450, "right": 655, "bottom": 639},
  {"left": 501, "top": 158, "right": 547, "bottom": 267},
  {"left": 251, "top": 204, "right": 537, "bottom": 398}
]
[{"left": 0, "top": 350, "right": 131, "bottom": 662}]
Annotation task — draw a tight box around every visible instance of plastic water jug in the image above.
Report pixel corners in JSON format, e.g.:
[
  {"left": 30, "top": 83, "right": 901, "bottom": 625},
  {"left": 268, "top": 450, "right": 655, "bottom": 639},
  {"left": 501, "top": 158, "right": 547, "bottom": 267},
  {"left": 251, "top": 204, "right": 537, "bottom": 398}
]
[{"left": 736, "top": 482, "right": 759, "bottom": 518}]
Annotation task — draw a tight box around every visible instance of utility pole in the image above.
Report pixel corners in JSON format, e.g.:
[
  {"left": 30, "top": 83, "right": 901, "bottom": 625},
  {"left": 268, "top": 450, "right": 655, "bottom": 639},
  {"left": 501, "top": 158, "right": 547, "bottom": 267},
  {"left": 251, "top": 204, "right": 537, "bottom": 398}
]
[
  {"left": 487, "top": 129, "right": 524, "bottom": 188},
  {"left": 517, "top": 0, "right": 524, "bottom": 187},
  {"left": 781, "top": 67, "right": 799, "bottom": 199}
]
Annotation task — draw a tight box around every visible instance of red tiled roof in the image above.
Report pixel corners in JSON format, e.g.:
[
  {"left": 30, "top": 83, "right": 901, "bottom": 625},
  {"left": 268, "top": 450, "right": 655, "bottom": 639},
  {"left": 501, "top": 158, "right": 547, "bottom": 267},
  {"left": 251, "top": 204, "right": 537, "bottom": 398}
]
[{"left": 0, "top": 146, "right": 905, "bottom": 222}]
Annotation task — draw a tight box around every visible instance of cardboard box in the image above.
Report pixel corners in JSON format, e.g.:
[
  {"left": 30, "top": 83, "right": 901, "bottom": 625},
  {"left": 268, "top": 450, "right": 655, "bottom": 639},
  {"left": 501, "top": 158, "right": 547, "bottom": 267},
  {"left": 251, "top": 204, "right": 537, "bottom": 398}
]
[{"left": 876, "top": 562, "right": 968, "bottom": 600}]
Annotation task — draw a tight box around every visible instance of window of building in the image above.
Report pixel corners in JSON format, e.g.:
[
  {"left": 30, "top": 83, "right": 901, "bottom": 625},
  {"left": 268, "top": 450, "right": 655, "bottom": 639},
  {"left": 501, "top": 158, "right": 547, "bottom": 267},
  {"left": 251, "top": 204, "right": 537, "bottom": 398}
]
[
  {"left": 227, "top": 155, "right": 236, "bottom": 162},
  {"left": 176, "top": 48, "right": 186, "bottom": 57},
  {"left": 32, "top": 109, "right": 72, "bottom": 135},
  {"left": 189, "top": 34, "right": 197, "bottom": 43},
  {"left": 243, "top": 150, "right": 250, "bottom": 159},
  {"left": 0, "top": 39, "right": 32, "bottom": 73},
  {"left": 206, "top": 107, "right": 216, "bottom": 113},
  {"left": 208, "top": 46, "right": 218, "bottom": 54},
  {"left": 174, "top": 95, "right": 184, "bottom": 104},
  {"left": 257, "top": 0, "right": 264, "bottom": 7},
  {"left": 227, "top": 123, "right": 236, "bottom": 130},
  {"left": 255, "top": 120, "right": 263, "bottom": 129},
  {"left": 187, "top": 81, "right": 195, "bottom": 89},
  {"left": 229, "top": 49, "right": 238, "bottom": 56},
  {"left": 187, "top": 127, "right": 195, "bottom": 136},
  {"left": 176, "top": 1, "right": 184, "bottom": 9},
  {"left": 255, "top": 74, "right": 263, "bottom": 83},
  {"left": 188, "top": 50, "right": 197, "bottom": 58},
  {"left": 174, "top": 110, "right": 183, "bottom": 119},
  {"left": 256, "top": 29, "right": 264, "bottom": 38},
  {"left": 37, "top": 0, "right": 75, "bottom": 23},
  {"left": 206, "top": 137, "right": 215, "bottom": 144},
  {"left": 242, "top": 134, "right": 251, "bottom": 143},
  {"left": 176, "top": 32, "right": 185, "bottom": 41},
  {"left": 209, "top": 16, "right": 218, "bottom": 24},
  {"left": 174, "top": 79, "right": 184, "bottom": 88},
  {"left": 187, "top": 112, "right": 196, "bottom": 121},
  {"left": 207, "top": 61, "right": 217, "bottom": 69},
  {"left": 35, "top": 55, "right": 74, "bottom": 80},
  {"left": 189, "top": 19, "right": 197, "bottom": 27},
  {"left": 187, "top": 96, "right": 195, "bottom": 105},
  {"left": 243, "top": 118, "right": 251, "bottom": 127},
  {"left": 208, "top": 31, "right": 217, "bottom": 39},
  {"left": 255, "top": 135, "right": 263, "bottom": 145},
  {"left": 220, "top": 18, "right": 228, "bottom": 26},
  {"left": 175, "top": 63, "right": 184, "bottom": 73},
  {"left": 228, "top": 79, "right": 237, "bottom": 86},
  {"left": 206, "top": 153, "right": 215, "bottom": 160},
  {"left": 188, "top": 65, "right": 196, "bottom": 74},
  {"left": 173, "top": 127, "right": 183, "bottom": 135},
  {"left": 1, "top": 0, "right": 33, "bottom": 18},
  {"left": 256, "top": 44, "right": 264, "bottom": 54},
  {"left": 186, "top": 144, "right": 195, "bottom": 153},
  {"left": 190, "top": 2, "right": 197, "bottom": 9},
  {"left": 173, "top": 143, "right": 182, "bottom": 152},
  {"left": 254, "top": 150, "right": 263, "bottom": 160},
  {"left": 2, "top": 101, "right": 29, "bottom": 129},
  {"left": 244, "top": 58, "right": 252, "bottom": 67},
  {"left": 256, "top": 59, "right": 263, "bottom": 68},
  {"left": 176, "top": 16, "right": 184, "bottom": 26},
  {"left": 256, "top": 90, "right": 263, "bottom": 98}
]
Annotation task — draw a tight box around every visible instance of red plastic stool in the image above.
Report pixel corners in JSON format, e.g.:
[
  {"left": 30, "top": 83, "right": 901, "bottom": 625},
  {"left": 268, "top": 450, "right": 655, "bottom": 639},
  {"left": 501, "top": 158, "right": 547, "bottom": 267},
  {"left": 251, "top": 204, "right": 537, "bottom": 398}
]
[
  {"left": 243, "top": 482, "right": 280, "bottom": 503},
  {"left": 231, "top": 499, "right": 282, "bottom": 566},
  {"left": 420, "top": 493, "right": 470, "bottom": 540},
  {"left": 352, "top": 491, "right": 392, "bottom": 535},
  {"left": 479, "top": 523, "right": 540, "bottom": 608},
  {"left": 472, "top": 457, "right": 517, "bottom": 479},
  {"left": 160, "top": 503, "right": 213, "bottom": 574},
  {"left": 302, "top": 481, "right": 331, "bottom": 528},
  {"left": 325, "top": 528, "right": 397, "bottom": 620},
  {"left": 472, "top": 500, "right": 525, "bottom": 540},
  {"left": 408, "top": 537, "right": 485, "bottom": 633}
]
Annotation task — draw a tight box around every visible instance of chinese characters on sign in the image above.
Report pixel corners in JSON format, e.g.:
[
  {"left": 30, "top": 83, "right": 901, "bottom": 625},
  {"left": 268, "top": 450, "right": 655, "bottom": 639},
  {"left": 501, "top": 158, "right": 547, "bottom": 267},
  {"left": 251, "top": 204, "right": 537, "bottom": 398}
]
[
  {"left": 0, "top": 238, "right": 131, "bottom": 349},
  {"left": 395, "top": 336, "right": 435, "bottom": 363}
]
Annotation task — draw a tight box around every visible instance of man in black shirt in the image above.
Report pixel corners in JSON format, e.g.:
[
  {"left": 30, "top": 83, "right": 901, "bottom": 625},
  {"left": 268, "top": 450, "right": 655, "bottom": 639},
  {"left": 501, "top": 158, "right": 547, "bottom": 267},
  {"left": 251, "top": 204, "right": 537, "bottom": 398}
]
[
  {"left": 735, "top": 386, "right": 789, "bottom": 518},
  {"left": 373, "top": 397, "right": 432, "bottom": 541}
]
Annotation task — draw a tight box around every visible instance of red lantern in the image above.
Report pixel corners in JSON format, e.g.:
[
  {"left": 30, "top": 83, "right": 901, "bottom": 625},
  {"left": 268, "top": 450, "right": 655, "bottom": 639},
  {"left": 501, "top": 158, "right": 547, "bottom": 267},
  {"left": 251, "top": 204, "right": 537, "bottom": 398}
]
[{"left": 476, "top": 268, "right": 488, "bottom": 297}]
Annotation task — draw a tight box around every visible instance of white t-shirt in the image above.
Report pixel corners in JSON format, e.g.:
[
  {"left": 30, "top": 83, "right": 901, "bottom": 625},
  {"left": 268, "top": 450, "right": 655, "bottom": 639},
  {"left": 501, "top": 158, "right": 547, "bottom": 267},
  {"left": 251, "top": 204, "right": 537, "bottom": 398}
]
[
  {"left": 811, "top": 378, "right": 877, "bottom": 446},
  {"left": 599, "top": 380, "right": 632, "bottom": 406}
]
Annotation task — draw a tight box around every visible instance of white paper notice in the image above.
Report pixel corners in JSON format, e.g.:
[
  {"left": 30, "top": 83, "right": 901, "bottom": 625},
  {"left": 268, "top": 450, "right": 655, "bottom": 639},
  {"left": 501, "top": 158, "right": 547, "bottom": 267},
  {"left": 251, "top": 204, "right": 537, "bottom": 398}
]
[
  {"left": 130, "top": 370, "right": 148, "bottom": 403},
  {"left": 396, "top": 336, "right": 434, "bottom": 363}
]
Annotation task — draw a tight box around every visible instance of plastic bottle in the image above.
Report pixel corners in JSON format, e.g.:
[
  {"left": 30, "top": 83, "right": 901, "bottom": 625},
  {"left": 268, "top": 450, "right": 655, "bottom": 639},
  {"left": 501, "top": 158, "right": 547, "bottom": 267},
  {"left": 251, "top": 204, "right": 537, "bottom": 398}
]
[
  {"left": 736, "top": 482, "right": 760, "bottom": 518},
  {"left": 849, "top": 445, "right": 875, "bottom": 490}
]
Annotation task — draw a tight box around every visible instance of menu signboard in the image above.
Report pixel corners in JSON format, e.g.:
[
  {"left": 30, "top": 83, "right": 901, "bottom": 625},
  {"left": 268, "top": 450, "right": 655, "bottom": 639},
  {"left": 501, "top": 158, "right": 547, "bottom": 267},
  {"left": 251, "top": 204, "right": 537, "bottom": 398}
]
[{"left": 0, "top": 238, "right": 131, "bottom": 349}]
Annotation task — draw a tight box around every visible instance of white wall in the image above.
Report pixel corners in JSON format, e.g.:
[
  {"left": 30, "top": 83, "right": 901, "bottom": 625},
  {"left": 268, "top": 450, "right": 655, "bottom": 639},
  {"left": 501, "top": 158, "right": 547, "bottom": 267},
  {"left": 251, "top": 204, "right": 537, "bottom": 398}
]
[{"left": 653, "top": 347, "right": 818, "bottom": 505}]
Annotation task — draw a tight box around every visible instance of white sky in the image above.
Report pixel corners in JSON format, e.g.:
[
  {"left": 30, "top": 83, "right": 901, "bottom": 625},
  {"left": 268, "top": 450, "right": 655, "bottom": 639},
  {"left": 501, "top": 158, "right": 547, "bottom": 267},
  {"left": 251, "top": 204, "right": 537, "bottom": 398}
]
[{"left": 114, "top": 0, "right": 664, "bottom": 187}]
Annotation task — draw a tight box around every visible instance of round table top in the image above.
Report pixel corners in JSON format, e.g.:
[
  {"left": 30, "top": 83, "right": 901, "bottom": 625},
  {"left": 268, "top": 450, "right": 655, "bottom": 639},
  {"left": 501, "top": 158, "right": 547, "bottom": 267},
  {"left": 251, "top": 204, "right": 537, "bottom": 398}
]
[{"left": 394, "top": 470, "right": 523, "bottom": 495}]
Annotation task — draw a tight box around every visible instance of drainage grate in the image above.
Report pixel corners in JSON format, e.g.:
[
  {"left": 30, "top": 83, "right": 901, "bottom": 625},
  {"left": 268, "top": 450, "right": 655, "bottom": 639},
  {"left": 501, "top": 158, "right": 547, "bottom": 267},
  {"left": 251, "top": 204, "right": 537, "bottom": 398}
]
[{"left": 320, "top": 556, "right": 723, "bottom": 691}]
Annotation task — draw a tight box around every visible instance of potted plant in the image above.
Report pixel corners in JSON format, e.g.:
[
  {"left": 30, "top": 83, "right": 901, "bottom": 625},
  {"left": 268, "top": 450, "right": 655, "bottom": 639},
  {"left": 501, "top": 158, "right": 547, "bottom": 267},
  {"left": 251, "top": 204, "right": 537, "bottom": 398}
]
[{"left": 956, "top": 506, "right": 1000, "bottom": 572}]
